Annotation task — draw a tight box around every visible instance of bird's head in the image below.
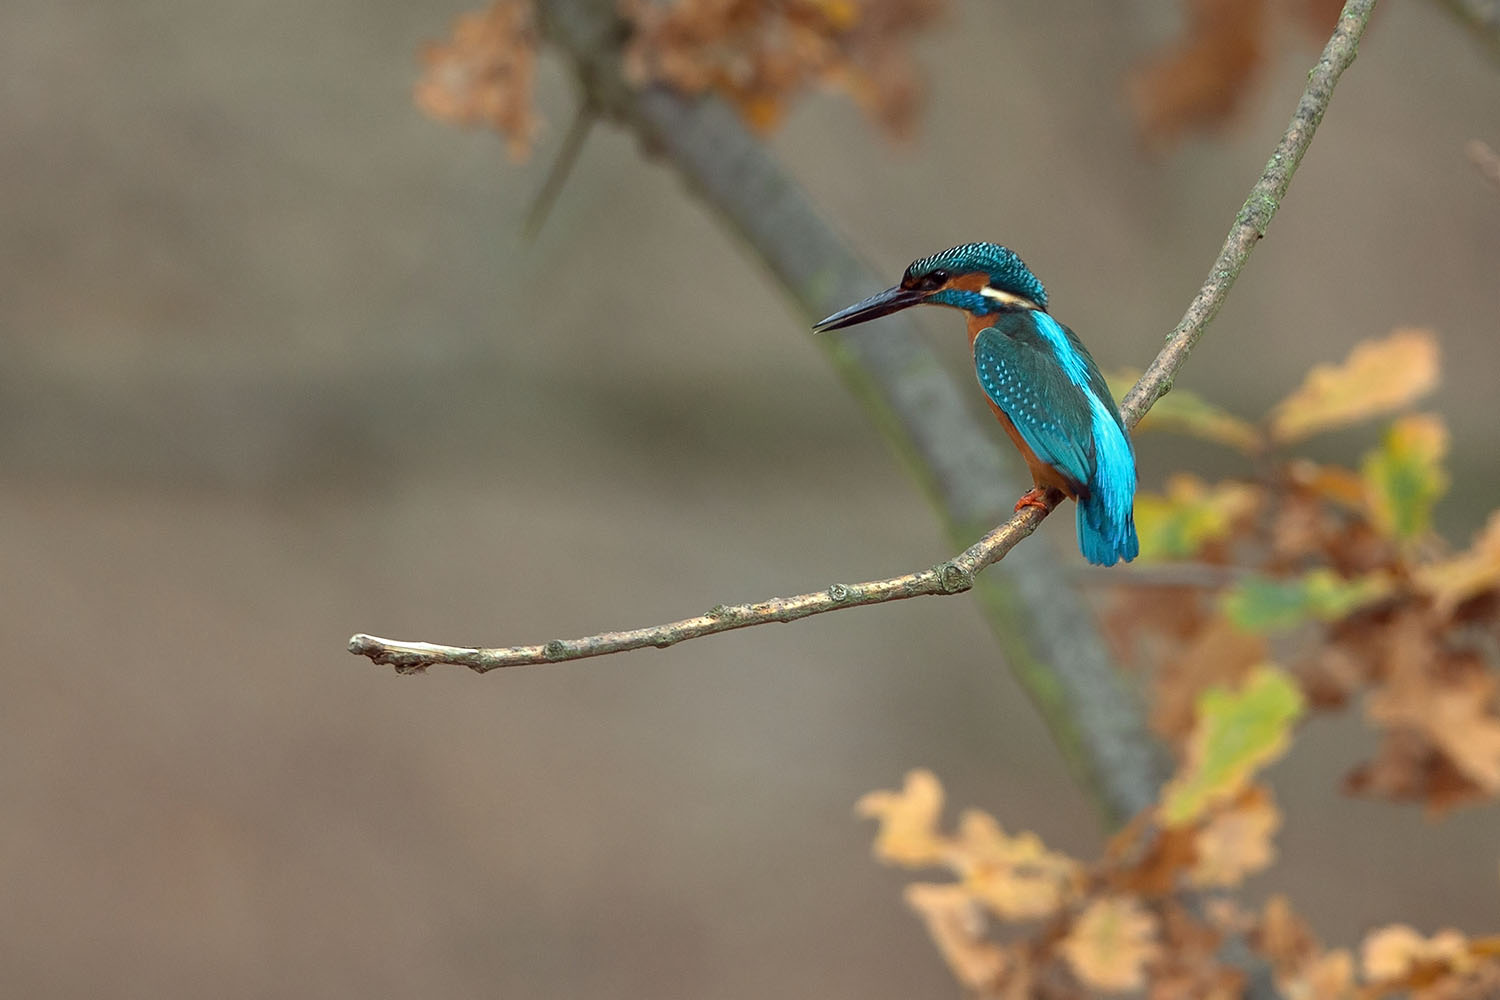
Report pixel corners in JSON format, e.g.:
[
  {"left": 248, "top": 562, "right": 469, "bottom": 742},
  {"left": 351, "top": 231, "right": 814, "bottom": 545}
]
[{"left": 812, "top": 242, "right": 1049, "bottom": 333}]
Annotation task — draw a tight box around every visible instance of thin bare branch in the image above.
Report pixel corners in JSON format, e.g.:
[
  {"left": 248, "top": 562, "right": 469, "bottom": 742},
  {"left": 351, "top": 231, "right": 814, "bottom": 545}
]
[
  {"left": 351, "top": 0, "right": 1376, "bottom": 677},
  {"left": 1120, "top": 0, "right": 1375, "bottom": 423},
  {"left": 522, "top": 99, "right": 597, "bottom": 239},
  {"left": 354, "top": 496, "right": 1053, "bottom": 672}
]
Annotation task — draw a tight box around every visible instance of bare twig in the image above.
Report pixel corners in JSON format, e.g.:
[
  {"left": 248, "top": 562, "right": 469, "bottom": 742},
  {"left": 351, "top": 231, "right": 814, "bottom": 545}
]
[
  {"left": 355, "top": 494, "right": 1054, "bottom": 672},
  {"left": 1120, "top": 0, "right": 1375, "bottom": 423},
  {"left": 352, "top": 0, "right": 1376, "bottom": 672},
  {"left": 522, "top": 100, "right": 597, "bottom": 239}
]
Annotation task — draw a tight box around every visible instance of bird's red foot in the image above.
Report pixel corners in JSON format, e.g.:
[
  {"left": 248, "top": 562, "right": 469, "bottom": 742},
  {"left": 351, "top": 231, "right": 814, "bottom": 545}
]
[{"left": 1014, "top": 488, "right": 1049, "bottom": 513}]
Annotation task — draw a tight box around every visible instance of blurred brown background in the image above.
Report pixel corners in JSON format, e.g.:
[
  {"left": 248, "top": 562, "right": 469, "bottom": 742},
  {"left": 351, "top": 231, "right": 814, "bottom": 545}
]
[{"left": 3, "top": 1, "right": 1498, "bottom": 997}]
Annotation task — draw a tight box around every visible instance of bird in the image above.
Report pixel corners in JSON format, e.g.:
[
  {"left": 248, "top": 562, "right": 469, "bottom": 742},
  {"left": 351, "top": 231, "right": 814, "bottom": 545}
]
[{"left": 813, "top": 242, "right": 1139, "bottom": 566}]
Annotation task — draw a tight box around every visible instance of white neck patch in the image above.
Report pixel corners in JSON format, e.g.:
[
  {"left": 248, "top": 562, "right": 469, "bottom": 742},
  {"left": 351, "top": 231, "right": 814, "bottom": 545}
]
[{"left": 980, "top": 286, "right": 1040, "bottom": 310}]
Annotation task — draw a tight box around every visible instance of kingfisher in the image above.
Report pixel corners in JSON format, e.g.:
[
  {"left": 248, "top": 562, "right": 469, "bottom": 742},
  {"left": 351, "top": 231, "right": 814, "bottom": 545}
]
[{"left": 813, "top": 242, "right": 1139, "bottom": 566}]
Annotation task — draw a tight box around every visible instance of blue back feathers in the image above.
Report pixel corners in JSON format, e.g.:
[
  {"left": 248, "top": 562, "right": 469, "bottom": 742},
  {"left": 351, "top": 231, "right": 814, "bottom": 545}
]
[
  {"left": 905, "top": 242, "right": 1049, "bottom": 308},
  {"left": 972, "top": 311, "right": 1139, "bottom": 567}
]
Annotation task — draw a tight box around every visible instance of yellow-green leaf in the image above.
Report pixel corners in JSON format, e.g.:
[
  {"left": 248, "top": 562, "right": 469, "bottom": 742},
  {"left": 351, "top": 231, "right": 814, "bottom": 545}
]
[
  {"left": 1134, "top": 474, "right": 1261, "bottom": 560},
  {"left": 1160, "top": 668, "right": 1304, "bottom": 826},
  {"left": 1221, "top": 569, "right": 1392, "bottom": 633},
  {"left": 1362, "top": 414, "right": 1449, "bottom": 543},
  {"left": 1267, "top": 329, "right": 1439, "bottom": 444},
  {"left": 1109, "top": 370, "right": 1263, "bottom": 452}
]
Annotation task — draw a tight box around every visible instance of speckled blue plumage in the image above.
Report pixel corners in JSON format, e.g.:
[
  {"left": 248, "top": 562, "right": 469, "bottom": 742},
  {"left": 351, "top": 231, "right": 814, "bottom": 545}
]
[{"left": 973, "top": 311, "right": 1139, "bottom": 567}]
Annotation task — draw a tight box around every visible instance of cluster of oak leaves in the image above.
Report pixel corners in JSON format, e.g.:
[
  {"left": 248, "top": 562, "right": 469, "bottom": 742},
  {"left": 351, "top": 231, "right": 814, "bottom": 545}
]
[
  {"left": 414, "top": 0, "right": 939, "bottom": 154},
  {"left": 414, "top": 0, "right": 1352, "bottom": 157},
  {"left": 411, "top": 1, "right": 1500, "bottom": 996},
  {"left": 862, "top": 328, "right": 1500, "bottom": 999}
]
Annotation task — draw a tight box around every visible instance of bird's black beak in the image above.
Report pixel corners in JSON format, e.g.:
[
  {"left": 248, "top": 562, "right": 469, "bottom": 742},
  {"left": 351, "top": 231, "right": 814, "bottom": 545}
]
[{"left": 812, "top": 286, "right": 927, "bottom": 333}]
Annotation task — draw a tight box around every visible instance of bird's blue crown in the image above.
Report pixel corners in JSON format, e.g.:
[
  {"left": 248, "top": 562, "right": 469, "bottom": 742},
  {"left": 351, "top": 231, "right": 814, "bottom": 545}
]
[{"left": 905, "top": 242, "right": 1048, "bottom": 309}]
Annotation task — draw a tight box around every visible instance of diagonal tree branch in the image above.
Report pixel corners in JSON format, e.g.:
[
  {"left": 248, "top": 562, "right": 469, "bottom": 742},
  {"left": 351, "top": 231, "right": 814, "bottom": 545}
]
[
  {"left": 1121, "top": 0, "right": 1377, "bottom": 423},
  {"left": 352, "top": 0, "right": 1376, "bottom": 830}
]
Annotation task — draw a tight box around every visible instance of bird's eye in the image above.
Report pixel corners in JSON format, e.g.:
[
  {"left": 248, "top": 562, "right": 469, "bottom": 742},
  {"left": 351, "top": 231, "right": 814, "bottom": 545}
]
[{"left": 902, "top": 269, "right": 949, "bottom": 291}]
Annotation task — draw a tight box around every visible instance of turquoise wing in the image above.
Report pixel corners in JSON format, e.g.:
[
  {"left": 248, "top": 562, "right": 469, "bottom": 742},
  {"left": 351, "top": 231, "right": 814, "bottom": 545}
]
[
  {"left": 972, "top": 316, "right": 1097, "bottom": 498},
  {"left": 975, "top": 312, "right": 1139, "bottom": 566}
]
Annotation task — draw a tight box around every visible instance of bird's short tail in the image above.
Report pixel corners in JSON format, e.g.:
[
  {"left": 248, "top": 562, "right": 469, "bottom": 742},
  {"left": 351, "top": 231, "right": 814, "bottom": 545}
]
[{"left": 1076, "top": 490, "right": 1139, "bottom": 567}]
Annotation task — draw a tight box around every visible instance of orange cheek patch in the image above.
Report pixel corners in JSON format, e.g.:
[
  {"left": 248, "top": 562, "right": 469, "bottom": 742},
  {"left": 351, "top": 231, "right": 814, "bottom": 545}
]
[{"left": 945, "top": 273, "right": 989, "bottom": 292}]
